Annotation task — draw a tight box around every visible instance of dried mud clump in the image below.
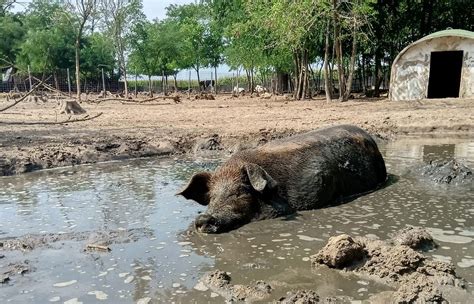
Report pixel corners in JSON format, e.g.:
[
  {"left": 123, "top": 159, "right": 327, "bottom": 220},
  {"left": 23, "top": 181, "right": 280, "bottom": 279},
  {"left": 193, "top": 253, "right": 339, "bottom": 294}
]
[
  {"left": 195, "top": 93, "right": 215, "bottom": 100},
  {"left": 194, "top": 134, "right": 222, "bottom": 152},
  {"left": 278, "top": 290, "right": 320, "bottom": 304},
  {"left": 311, "top": 234, "right": 365, "bottom": 268},
  {"left": 0, "top": 260, "right": 32, "bottom": 284},
  {"left": 311, "top": 228, "right": 466, "bottom": 303},
  {"left": 278, "top": 290, "right": 352, "bottom": 304},
  {"left": 390, "top": 226, "right": 435, "bottom": 249},
  {"left": 199, "top": 270, "right": 272, "bottom": 302},
  {"left": 0, "top": 228, "right": 153, "bottom": 251},
  {"left": 414, "top": 159, "right": 473, "bottom": 185}
]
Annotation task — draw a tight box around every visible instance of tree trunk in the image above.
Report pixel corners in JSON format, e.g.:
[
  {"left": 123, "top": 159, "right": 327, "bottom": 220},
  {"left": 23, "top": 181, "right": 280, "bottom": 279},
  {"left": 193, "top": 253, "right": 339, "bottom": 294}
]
[
  {"left": 293, "top": 53, "right": 298, "bottom": 99},
  {"left": 343, "top": 26, "right": 358, "bottom": 101},
  {"left": 276, "top": 71, "right": 289, "bottom": 94},
  {"left": 214, "top": 65, "right": 218, "bottom": 94},
  {"left": 74, "top": 18, "right": 87, "bottom": 102},
  {"left": 374, "top": 51, "right": 382, "bottom": 97},
  {"left": 148, "top": 75, "right": 153, "bottom": 97},
  {"left": 323, "top": 21, "right": 332, "bottom": 103},
  {"left": 161, "top": 71, "right": 166, "bottom": 95},
  {"left": 122, "top": 65, "right": 128, "bottom": 98},
  {"left": 54, "top": 71, "right": 59, "bottom": 91},
  {"left": 248, "top": 69, "right": 252, "bottom": 93},
  {"left": 333, "top": 0, "right": 345, "bottom": 102},
  {"left": 360, "top": 55, "right": 366, "bottom": 93},
  {"left": 195, "top": 66, "right": 201, "bottom": 92},
  {"left": 173, "top": 74, "right": 178, "bottom": 92},
  {"left": 236, "top": 68, "right": 239, "bottom": 93},
  {"left": 75, "top": 38, "right": 82, "bottom": 101},
  {"left": 250, "top": 67, "right": 255, "bottom": 93}
]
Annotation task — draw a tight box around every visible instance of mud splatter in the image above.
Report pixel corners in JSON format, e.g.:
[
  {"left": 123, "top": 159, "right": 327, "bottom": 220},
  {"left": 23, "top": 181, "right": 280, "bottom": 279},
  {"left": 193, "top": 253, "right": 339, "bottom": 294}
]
[{"left": 311, "top": 229, "right": 467, "bottom": 303}]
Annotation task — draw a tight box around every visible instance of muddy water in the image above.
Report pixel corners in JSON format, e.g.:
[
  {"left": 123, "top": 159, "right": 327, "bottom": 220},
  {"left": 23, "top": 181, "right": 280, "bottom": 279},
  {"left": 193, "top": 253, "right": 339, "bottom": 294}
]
[{"left": 1, "top": 137, "right": 473, "bottom": 303}]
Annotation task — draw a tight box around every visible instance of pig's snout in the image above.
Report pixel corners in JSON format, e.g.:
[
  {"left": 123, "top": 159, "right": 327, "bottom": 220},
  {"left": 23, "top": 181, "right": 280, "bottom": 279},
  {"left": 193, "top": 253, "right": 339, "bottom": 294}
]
[{"left": 195, "top": 214, "right": 218, "bottom": 233}]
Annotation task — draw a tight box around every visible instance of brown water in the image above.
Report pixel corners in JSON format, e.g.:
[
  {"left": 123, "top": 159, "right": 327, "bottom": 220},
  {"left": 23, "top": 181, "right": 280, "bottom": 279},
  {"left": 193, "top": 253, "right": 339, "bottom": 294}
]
[{"left": 0, "top": 137, "right": 473, "bottom": 303}]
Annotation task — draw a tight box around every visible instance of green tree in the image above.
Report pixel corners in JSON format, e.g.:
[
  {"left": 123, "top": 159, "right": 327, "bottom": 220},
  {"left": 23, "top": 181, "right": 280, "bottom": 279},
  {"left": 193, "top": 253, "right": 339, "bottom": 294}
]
[
  {"left": 17, "top": 1, "right": 76, "bottom": 89},
  {"left": 167, "top": 3, "right": 207, "bottom": 89},
  {"left": 100, "top": 0, "right": 144, "bottom": 97},
  {"left": 65, "top": 0, "right": 98, "bottom": 103},
  {"left": 0, "top": 14, "right": 25, "bottom": 65},
  {"left": 81, "top": 32, "right": 116, "bottom": 80},
  {"left": 129, "top": 19, "right": 183, "bottom": 94}
]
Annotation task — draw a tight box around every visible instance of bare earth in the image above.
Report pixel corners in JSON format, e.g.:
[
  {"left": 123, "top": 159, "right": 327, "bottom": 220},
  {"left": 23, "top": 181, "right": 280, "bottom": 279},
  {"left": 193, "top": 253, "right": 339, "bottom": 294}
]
[{"left": 0, "top": 94, "right": 473, "bottom": 175}]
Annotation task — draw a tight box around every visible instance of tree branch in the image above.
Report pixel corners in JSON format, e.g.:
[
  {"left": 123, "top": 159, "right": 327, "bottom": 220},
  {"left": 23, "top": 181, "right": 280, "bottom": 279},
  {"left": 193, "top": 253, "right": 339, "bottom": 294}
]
[
  {"left": 0, "top": 112, "right": 103, "bottom": 125},
  {"left": 0, "top": 81, "right": 45, "bottom": 113}
]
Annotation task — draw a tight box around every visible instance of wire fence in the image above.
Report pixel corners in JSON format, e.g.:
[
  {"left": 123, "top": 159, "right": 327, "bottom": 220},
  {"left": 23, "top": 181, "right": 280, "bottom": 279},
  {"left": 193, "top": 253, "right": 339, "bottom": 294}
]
[{"left": 1, "top": 68, "right": 389, "bottom": 95}]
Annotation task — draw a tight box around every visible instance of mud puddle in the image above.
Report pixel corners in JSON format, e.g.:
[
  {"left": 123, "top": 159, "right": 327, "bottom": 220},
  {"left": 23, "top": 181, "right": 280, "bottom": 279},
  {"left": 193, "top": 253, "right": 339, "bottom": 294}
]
[{"left": 0, "top": 137, "right": 473, "bottom": 303}]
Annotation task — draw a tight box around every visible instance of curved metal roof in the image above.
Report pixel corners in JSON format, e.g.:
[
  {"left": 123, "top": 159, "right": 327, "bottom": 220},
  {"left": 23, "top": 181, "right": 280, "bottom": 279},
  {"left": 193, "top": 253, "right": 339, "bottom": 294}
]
[
  {"left": 421, "top": 29, "right": 474, "bottom": 41},
  {"left": 392, "top": 29, "right": 474, "bottom": 67},
  {"left": 389, "top": 29, "right": 473, "bottom": 100}
]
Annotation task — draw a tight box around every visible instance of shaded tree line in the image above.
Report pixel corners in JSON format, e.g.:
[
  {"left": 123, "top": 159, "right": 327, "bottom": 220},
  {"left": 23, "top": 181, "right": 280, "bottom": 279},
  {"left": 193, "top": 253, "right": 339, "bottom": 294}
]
[{"left": 0, "top": 0, "right": 472, "bottom": 101}]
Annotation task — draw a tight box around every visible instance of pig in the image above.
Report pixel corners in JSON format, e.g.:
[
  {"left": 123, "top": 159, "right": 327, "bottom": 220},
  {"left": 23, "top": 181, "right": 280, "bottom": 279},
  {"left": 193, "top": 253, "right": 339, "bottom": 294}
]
[{"left": 178, "top": 125, "right": 387, "bottom": 233}]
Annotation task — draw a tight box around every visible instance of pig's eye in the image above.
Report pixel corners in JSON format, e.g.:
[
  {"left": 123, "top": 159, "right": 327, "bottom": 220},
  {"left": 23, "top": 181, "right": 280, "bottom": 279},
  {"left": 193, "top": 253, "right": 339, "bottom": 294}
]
[{"left": 241, "top": 185, "right": 253, "bottom": 193}]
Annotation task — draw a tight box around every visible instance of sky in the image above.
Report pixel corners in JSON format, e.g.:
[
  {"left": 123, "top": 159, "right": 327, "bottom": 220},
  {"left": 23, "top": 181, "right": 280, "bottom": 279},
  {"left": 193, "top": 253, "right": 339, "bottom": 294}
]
[{"left": 143, "top": 0, "right": 193, "bottom": 21}]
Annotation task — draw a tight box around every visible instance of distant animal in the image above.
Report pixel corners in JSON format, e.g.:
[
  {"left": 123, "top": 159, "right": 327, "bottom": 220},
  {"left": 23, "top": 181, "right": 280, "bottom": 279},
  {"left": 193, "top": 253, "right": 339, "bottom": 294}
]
[
  {"left": 233, "top": 86, "right": 245, "bottom": 94},
  {"left": 199, "top": 80, "right": 215, "bottom": 91},
  {"left": 178, "top": 125, "right": 387, "bottom": 233},
  {"left": 255, "top": 85, "right": 267, "bottom": 93}
]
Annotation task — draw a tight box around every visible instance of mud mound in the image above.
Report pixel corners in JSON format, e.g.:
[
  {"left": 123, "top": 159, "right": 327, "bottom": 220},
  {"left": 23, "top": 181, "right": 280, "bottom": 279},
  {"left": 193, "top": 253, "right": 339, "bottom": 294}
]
[
  {"left": 413, "top": 159, "right": 472, "bottom": 185},
  {"left": 0, "top": 228, "right": 153, "bottom": 251},
  {"left": 278, "top": 290, "right": 320, "bottom": 304},
  {"left": 0, "top": 136, "right": 176, "bottom": 176},
  {"left": 311, "top": 229, "right": 465, "bottom": 303},
  {"left": 199, "top": 270, "right": 272, "bottom": 302},
  {"left": 0, "top": 260, "right": 32, "bottom": 284},
  {"left": 194, "top": 134, "right": 222, "bottom": 152},
  {"left": 278, "top": 290, "right": 352, "bottom": 304},
  {"left": 390, "top": 226, "right": 435, "bottom": 249},
  {"left": 195, "top": 93, "right": 215, "bottom": 100},
  {"left": 311, "top": 234, "right": 365, "bottom": 268}
]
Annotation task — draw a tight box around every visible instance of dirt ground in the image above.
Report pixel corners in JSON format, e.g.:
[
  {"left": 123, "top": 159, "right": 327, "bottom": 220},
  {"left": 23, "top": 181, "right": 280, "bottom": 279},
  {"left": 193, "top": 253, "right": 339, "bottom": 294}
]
[{"left": 0, "top": 94, "right": 473, "bottom": 175}]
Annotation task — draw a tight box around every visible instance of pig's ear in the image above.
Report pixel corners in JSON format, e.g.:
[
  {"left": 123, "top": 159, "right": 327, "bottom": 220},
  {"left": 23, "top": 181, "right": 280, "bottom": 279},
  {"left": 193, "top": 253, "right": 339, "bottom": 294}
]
[
  {"left": 177, "top": 172, "right": 212, "bottom": 206},
  {"left": 244, "top": 163, "right": 277, "bottom": 192}
]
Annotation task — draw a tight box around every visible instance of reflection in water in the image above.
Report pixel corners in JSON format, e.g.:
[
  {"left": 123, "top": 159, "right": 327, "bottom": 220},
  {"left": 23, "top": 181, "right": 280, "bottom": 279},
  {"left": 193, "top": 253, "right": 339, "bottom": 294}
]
[
  {"left": 0, "top": 138, "right": 473, "bottom": 303},
  {"left": 423, "top": 144, "right": 456, "bottom": 162}
]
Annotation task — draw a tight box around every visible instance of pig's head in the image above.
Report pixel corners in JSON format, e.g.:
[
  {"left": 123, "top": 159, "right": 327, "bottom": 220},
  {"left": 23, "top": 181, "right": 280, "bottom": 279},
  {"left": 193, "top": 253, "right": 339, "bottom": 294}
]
[{"left": 177, "top": 162, "right": 281, "bottom": 233}]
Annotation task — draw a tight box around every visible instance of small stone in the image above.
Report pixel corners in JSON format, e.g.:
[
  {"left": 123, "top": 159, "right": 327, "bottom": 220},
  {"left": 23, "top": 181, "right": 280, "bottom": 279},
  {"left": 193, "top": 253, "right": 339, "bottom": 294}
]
[
  {"left": 53, "top": 280, "right": 77, "bottom": 287},
  {"left": 124, "top": 276, "right": 134, "bottom": 284},
  {"left": 193, "top": 281, "right": 209, "bottom": 291},
  {"left": 136, "top": 298, "right": 151, "bottom": 304}
]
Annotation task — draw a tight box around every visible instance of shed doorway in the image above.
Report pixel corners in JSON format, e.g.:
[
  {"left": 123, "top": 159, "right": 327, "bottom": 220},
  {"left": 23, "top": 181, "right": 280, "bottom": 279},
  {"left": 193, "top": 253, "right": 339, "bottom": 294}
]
[{"left": 427, "top": 51, "right": 463, "bottom": 98}]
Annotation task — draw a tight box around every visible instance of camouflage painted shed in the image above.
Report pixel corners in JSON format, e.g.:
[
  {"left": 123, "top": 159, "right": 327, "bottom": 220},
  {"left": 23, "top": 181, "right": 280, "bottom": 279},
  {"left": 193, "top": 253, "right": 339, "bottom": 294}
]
[{"left": 390, "top": 29, "right": 474, "bottom": 101}]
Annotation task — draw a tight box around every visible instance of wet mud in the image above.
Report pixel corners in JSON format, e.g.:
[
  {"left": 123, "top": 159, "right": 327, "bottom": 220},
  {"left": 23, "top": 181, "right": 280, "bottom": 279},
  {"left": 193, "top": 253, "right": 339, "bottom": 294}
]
[
  {"left": 278, "top": 290, "right": 351, "bottom": 304},
  {"left": 0, "top": 260, "right": 32, "bottom": 284},
  {"left": 0, "top": 130, "right": 298, "bottom": 177},
  {"left": 197, "top": 270, "right": 273, "bottom": 302},
  {"left": 411, "top": 159, "right": 473, "bottom": 185},
  {"left": 0, "top": 228, "right": 153, "bottom": 251},
  {"left": 0, "top": 135, "right": 176, "bottom": 176},
  {"left": 390, "top": 226, "right": 436, "bottom": 249},
  {"left": 312, "top": 229, "right": 468, "bottom": 303},
  {"left": 0, "top": 138, "right": 473, "bottom": 303}
]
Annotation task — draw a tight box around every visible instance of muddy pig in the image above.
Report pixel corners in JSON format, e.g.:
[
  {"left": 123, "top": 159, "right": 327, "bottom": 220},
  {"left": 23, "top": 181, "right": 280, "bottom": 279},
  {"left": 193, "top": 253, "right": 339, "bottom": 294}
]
[{"left": 178, "top": 125, "right": 387, "bottom": 233}]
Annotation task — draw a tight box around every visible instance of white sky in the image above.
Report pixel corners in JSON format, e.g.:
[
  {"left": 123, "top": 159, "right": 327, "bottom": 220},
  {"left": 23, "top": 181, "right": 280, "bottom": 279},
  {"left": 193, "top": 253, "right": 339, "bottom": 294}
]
[{"left": 143, "top": 0, "right": 193, "bottom": 21}]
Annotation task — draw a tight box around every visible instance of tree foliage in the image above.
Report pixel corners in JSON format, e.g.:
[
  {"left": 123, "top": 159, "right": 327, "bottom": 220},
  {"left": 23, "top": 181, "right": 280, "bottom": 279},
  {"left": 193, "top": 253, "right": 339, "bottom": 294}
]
[{"left": 0, "top": 0, "right": 471, "bottom": 98}]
